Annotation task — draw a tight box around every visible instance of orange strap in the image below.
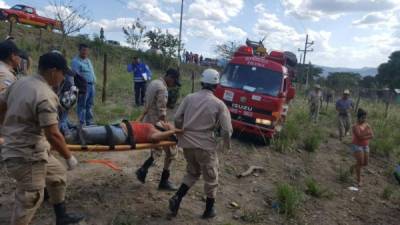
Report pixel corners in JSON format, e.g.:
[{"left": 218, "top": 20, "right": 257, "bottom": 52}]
[{"left": 83, "top": 159, "right": 122, "bottom": 171}]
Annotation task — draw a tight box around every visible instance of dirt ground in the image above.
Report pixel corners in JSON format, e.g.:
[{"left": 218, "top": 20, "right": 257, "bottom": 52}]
[{"left": 0, "top": 130, "right": 399, "bottom": 225}]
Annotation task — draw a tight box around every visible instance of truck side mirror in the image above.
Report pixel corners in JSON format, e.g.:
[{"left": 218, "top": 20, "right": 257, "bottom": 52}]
[{"left": 287, "top": 87, "right": 296, "bottom": 100}]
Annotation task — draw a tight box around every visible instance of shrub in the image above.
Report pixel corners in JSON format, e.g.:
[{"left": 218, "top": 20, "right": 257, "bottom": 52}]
[
  {"left": 303, "top": 131, "right": 322, "bottom": 152},
  {"left": 272, "top": 137, "right": 292, "bottom": 153},
  {"left": 305, "top": 178, "right": 331, "bottom": 198},
  {"left": 276, "top": 183, "right": 303, "bottom": 218}
]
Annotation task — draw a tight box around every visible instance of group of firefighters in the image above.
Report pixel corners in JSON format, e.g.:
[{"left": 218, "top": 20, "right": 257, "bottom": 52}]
[
  {"left": 0, "top": 33, "right": 379, "bottom": 224},
  {"left": 0, "top": 39, "right": 232, "bottom": 225}
]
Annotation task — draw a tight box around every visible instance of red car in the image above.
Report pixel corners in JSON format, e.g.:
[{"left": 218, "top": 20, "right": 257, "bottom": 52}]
[{"left": 0, "top": 4, "right": 61, "bottom": 31}]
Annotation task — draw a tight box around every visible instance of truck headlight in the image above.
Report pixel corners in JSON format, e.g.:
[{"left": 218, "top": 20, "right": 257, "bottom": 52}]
[{"left": 255, "top": 118, "right": 272, "bottom": 126}]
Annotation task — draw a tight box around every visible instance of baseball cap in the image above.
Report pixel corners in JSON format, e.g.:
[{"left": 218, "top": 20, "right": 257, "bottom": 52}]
[
  {"left": 166, "top": 68, "right": 181, "bottom": 87},
  {"left": 38, "top": 52, "right": 68, "bottom": 74},
  {"left": 0, "top": 40, "right": 24, "bottom": 61},
  {"left": 314, "top": 84, "right": 321, "bottom": 89},
  {"left": 343, "top": 89, "right": 350, "bottom": 95}
]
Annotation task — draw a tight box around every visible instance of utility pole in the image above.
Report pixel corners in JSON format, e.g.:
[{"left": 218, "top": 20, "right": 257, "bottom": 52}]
[
  {"left": 298, "top": 34, "right": 314, "bottom": 89},
  {"left": 177, "top": 0, "right": 184, "bottom": 67},
  {"left": 305, "top": 61, "right": 311, "bottom": 90}
]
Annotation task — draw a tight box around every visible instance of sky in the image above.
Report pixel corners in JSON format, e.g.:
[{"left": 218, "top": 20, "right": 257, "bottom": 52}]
[{"left": 1, "top": 0, "right": 400, "bottom": 68}]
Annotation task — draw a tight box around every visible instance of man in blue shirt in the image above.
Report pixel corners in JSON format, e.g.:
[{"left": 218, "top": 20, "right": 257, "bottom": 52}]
[
  {"left": 127, "top": 56, "right": 152, "bottom": 106},
  {"left": 336, "top": 89, "right": 354, "bottom": 141},
  {"left": 71, "top": 44, "right": 96, "bottom": 126}
]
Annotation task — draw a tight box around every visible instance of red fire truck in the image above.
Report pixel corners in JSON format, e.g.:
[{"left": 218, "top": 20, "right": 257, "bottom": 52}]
[{"left": 214, "top": 40, "right": 297, "bottom": 138}]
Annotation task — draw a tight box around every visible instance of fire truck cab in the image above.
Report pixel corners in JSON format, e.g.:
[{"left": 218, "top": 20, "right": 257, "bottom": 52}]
[{"left": 214, "top": 40, "right": 297, "bottom": 138}]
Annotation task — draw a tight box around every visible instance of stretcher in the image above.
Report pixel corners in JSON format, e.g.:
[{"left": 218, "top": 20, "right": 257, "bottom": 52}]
[
  {"left": 65, "top": 120, "right": 177, "bottom": 152},
  {"left": 67, "top": 141, "right": 176, "bottom": 152}
]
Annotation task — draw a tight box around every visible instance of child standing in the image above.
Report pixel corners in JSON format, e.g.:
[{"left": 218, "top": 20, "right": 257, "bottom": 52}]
[{"left": 351, "top": 108, "right": 374, "bottom": 187}]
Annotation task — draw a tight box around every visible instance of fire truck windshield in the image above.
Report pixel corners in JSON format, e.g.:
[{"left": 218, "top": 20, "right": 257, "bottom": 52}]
[{"left": 220, "top": 64, "right": 283, "bottom": 96}]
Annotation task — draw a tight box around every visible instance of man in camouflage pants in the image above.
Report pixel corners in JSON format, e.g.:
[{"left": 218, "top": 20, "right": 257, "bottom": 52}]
[
  {"left": 135, "top": 68, "right": 181, "bottom": 191},
  {"left": 336, "top": 89, "right": 354, "bottom": 141}
]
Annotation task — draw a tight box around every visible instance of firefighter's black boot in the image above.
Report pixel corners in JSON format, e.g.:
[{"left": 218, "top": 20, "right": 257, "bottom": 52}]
[
  {"left": 135, "top": 156, "right": 154, "bottom": 183},
  {"left": 159, "top": 169, "right": 178, "bottom": 191},
  {"left": 54, "top": 202, "right": 85, "bottom": 225},
  {"left": 202, "top": 198, "right": 216, "bottom": 219},
  {"left": 43, "top": 188, "right": 49, "bottom": 202},
  {"left": 169, "top": 184, "right": 190, "bottom": 217}
]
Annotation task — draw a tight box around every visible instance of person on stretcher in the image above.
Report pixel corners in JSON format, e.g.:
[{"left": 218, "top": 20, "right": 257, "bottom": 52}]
[{"left": 64, "top": 120, "right": 182, "bottom": 146}]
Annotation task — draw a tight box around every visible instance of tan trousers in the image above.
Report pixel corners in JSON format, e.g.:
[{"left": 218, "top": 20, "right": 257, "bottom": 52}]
[
  {"left": 5, "top": 154, "right": 67, "bottom": 225},
  {"left": 338, "top": 115, "right": 351, "bottom": 138},
  {"left": 309, "top": 103, "right": 321, "bottom": 122},
  {"left": 151, "top": 146, "right": 178, "bottom": 170},
  {"left": 182, "top": 148, "right": 219, "bottom": 198}
]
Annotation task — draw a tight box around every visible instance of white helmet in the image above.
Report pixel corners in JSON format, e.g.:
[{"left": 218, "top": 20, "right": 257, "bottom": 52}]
[{"left": 201, "top": 68, "right": 220, "bottom": 84}]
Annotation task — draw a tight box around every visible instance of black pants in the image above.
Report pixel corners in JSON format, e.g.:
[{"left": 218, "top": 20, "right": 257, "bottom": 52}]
[{"left": 134, "top": 81, "right": 146, "bottom": 106}]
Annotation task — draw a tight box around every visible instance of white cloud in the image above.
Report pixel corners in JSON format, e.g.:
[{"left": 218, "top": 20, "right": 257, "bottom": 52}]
[
  {"left": 224, "top": 26, "right": 247, "bottom": 40},
  {"left": 90, "top": 18, "right": 140, "bottom": 32},
  {"left": 187, "top": 0, "right": 243, "bottom": 23},
  {"left": 127, "top": 0, "right": 172, "bottom": 24},
  {"left": 352, "top": 12, "right": 389, "bottom": 26},
  {"left": 283, "top": 0, "right": 399, "bottom": 21},
  {"left": 0, "top": 0, "right": 9, "bottom": 8},
  {"left": 253, "top": 10, "right": 303, "bottom": 49},
  {"left": 162, "top": 0, "right": 181, "bottom": 3}
]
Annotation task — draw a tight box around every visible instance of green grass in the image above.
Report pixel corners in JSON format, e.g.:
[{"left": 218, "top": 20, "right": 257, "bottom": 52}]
[
  {"left": 304, "top": 177, "right": 332, "bottom": 198},
  {"left": 303, "top": 130, "right": 323, "bottom": 152},
  {"left": 382, "top": 185, "right": 396, "bottom": 200},
  {"left": 337, "top": 166, "right": 352, "bottom": 184},
  {"left": 275, "top": 183, "right": 303, "bottom": 218}
]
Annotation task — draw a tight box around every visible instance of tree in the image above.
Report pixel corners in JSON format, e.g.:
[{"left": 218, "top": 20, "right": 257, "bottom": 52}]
[
  {"left": 145, "top": 29, "right": 181, "bottom": 58},
  {"left": 326, "top": 72, "right": 361, "bottom": 91},
  {"left": 214, "top": 41, "right": 241, "bottom": 60},
  {"left": 50, "top": 0, "right": 91, "bottom": 50},
  {"left": 122, "top": 18, "right": 146, "bottom": 50},
  {"left": 295, "top": 64, "right": 323, "bottom": 85},
  {"left": 376, "top": 51, "right": 400, "bottom": 88},
  {"left": 360, "top": 76, "right": 378, "bottom": 89}
]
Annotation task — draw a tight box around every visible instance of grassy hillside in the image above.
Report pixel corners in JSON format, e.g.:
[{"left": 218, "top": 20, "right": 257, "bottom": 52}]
[{"left": 0, "top": 21, "right": 204, "bottom": 124}]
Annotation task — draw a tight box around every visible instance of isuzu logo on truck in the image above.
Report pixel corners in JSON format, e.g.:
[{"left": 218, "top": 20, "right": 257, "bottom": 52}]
[{"left": 232, "top": 103, "right": 253, "bottom": 112}]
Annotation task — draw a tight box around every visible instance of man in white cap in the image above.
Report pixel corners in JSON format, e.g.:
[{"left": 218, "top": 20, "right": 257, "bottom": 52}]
[
  {"left": 168, "top": 68, "right": 232, "bottom": 219},
  {"left": 336, "top": 89, "right": 354, "bottom": 140},
  {"left": 308, "top": 84, "right": 323, "bottom": 123}
]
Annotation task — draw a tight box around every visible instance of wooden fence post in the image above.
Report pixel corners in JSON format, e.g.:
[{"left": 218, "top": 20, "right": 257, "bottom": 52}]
[
  {"left": 191, "top": 71, "right": 195, "bottom": 93},
  {"left": 37, "top": 29, "right": 43, "bottom": 51},
  {"left": 8, "top": 21, "right": 13, "bottom": 36},
  {"left": 354, "top": 90, "right": 361, "bottom": 113},
  {"left": 102, "top": 53, "right": 108, "bottom": 103}
]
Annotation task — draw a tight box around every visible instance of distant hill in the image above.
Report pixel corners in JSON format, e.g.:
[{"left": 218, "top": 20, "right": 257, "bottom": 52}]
[{"left": 318, "top": 66, "right": 377, "bottom": 77}]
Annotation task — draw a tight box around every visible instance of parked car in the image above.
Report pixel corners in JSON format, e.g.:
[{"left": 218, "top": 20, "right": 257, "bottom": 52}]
[{"left": 0, "top": 4, "right": 62, "bottom": 31}]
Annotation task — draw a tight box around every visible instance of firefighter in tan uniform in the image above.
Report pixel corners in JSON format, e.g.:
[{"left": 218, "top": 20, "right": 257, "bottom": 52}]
[
  {"left": 135, "top": 68, "right": 181, "bottom": 191},
  {"left": 0, "top": 40, "right": 20, "bottom": 93},
  {"left": 0, "top": 41, "right": 22, "bottom": 155},
  {"left": 169, "top": 69, "right": 233, "bottom": 219},
  {"left": 0, "top": 52, "right": 85, "bottom": 225}
]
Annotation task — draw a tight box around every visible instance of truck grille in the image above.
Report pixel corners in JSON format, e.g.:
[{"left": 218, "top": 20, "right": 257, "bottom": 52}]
[
  {"left": 231, "top": 113, "right": 256, "bottom": 124},
  {"left": 231, "top": 113, "right": 274, "bottom": 129}
]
